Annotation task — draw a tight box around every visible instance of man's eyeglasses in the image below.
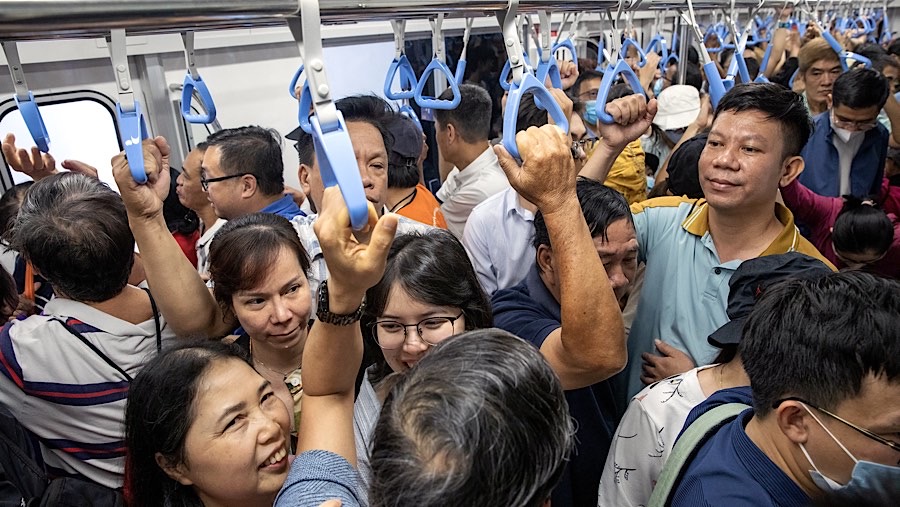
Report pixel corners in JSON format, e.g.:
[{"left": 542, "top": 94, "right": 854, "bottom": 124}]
[
  {"left": 370, "top": 312, "right": 463, "bottom": 350},
  {"left": 200, "top": 173, "right": 248, "bottom": 191},
  {"left": 773, "top": 397, "right": 900, "bottom": 453},
  {"left": 832, "top": 115, "right": 878, "bottom": 132}
]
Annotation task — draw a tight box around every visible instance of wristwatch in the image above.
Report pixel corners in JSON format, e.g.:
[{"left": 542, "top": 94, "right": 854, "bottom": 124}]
[{"left": 316, "top": 280, "right": 366, "bottom": 325}]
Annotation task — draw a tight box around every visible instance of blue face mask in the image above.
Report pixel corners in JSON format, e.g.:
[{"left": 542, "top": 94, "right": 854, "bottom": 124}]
[
  {"left": 799, "top": 405, "right": 900, "bottom": 504},
  {"left": 583, "top": 100, "right": 598, "bottom": 126},
  {"left": 653, "top": 78, "right": 665, "bottom": 97}
]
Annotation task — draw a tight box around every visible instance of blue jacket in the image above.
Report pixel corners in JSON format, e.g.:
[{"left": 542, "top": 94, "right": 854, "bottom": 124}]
[{"left": 799, "top": 112, "right": 887, "bottom": 198}]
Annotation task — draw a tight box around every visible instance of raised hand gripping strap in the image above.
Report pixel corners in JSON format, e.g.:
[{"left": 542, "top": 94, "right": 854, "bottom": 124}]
[
  {"left": 181, "top": 73, "right": 217, "bottom": 124},
  {"left": 552, "top": 39, "right": 578, "bottom": 71},
  {"left": 414, "top": 58, "right": 461, "bottom": 110},
  {"left": 116, "top": 101, "right": 150, "bottom": 184},
  {"left": 384, "top": 55, "right": 418, "bottom": 100},
  {"left": 310, "top": 112, "right": 370, "bottom": 230},
  {"left": 501, "top": 73, "right": 569, "bottom": 160},
  {"left": 536, "top": 58, "right": 563, "bottom": 89},
  {"left": 620, "top": 38, "right": 647, "bottom": 68},
  {"left": 594, "top": 60, "right": 646, "bottom": 125}
]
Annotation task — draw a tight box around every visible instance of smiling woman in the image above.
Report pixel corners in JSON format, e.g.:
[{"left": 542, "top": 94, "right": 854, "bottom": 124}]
[{"left": 124, "top": 340, "right": 292, "bottom": 507}]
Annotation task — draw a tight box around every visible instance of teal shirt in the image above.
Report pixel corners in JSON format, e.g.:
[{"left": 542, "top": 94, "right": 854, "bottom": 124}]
[{"left": 616, "top": 197, "right": 832, "bottom": 407}]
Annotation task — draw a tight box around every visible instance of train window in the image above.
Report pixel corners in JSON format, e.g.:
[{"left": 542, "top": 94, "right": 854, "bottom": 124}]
[{"left": 0, "top": 91, "right": 121, "bottom": 192}]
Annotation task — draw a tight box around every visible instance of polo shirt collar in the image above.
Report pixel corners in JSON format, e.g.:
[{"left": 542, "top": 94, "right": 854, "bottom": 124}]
[
  {"left": 525, "top": 264, "right": 561, "bottom": 322},
  {"left": 681, "top": 201, "right": 802, "bottom": 255},
  {"left": 732, "top": 411, "right": 810, "bottom": 506}
]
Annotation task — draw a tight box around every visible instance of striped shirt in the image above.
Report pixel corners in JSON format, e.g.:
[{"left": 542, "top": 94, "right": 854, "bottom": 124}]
[{"left": 0, "top": 296, "right": 175, "bottom": 488}]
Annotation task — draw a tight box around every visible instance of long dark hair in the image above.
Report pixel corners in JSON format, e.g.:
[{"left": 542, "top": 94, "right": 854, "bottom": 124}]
[
  {"left": 124, "top": 341, "right": 251, "bottom": 507},
  {"left": 362, "top": 230, "right": 492, "bottom": 384},
  {"left": 832, "top": 197, "right": 893, "bottom": 259}
]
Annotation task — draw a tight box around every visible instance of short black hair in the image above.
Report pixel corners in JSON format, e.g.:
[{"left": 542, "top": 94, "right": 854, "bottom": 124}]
[
  {"left": 888, "top": 38, "right": 900, "bottom": 57},
  {"left": 434, "top": 84, "right": 492, "bottom": 143},
  {"left": 7, "top": 172, "right": 134, "bottom": 302},
  {"left": 684, "top": 63, "right": 703, "bottom": 92},
  {"left": 832, "top": 68, "right": 890, "bottom": 111},
  {"left": 533, "top": 178, "right": 633, "bottom": 250},
  {"left": 0, "top": 182, "right": 33, "bottom": 236},
  {"left": 293, "top": 94, "right": 394, "bottom": 169},
  {"left": 832, "top": 197, "right": 894, "bottom": 258},
  {"left": 739, "top": 271, "right": 900, "bottom": 417},
  {"left": 205, "top": 126, "right": 285, "bottom": 196},
  {"left": 714, "top": 83, "right": 812, "bottom": 158},
  {"left": 572, "top": 69, "right": 604, "bottom": 97}
]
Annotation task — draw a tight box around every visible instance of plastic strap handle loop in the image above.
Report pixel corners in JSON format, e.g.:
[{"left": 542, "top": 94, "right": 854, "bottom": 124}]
[
  {"left": 2, "top": 42, "right": 50, "bottom": 153},
  {"left": 536, "top": 58, "right": 562, "bottom": 89},
  {"left": 501, "top": 73, "right": 570, "bottom": 160},
  {"left": 552, "top": 39, "right": 578, "bottom": 70},
  {"left": 384, "top": 55, "right": 418, "bottom": 100},
  {"left": 414, "top": 59, "right": 461, "bottom": 110},
  {"left": 594, "top": 60, "right": 646, "bottom": 125},
  {"left": 620, "top": 38, "right": 647, "bottom": 68},
  {"left": 180, "top": 31, "right": 216, "bottom": 124},
  {"left": 499, "top": 0, "right": 528, "bottom": 89},
  {"left": 310, "top": 113, "right": 370, "bottom": 230},
  {"left": 644, "top": 35, "right": 669, "bottom": 70},
  {"left": 116, "top": 101, "right": 150, "bottom": 184},
  {"left": 499, "top": 53, "right": 529, "bottom": 91},
  {"left": 398, "top": 104, "right": 422, "bottom": 132}
]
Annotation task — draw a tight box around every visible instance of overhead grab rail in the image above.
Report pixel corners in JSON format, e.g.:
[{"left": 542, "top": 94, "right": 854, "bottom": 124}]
[
  {"left": 180, "top": 31, "right": 217, "bottom": 124},
  {"left": 535, "top": 11, "right": 562, "bottom": 89},
  {"left": 414, "top": 13, "right": 462, "bottom": 110},
  {"left": 287, "top": 0, "right": 370, "bottom": 231},
  {"left": 108, "top": 29, "right": 150, "bottom": 183},
  {"left": 591, "top": 0, "right": 647, "bottom": 125},
  {"left": 1, "top": 41, "right": 50, "bottom": 153},
  {"left": 499, "top": 0, "right": 569, "bottom": 160}
]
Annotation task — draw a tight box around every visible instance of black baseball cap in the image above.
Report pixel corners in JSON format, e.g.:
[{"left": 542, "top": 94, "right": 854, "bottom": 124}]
[
  {"left": 707, "top": 253, "right": 832, "bottom": 348},
  {"left": 666, "top": 132, "right": 707, "bottom": 199}
]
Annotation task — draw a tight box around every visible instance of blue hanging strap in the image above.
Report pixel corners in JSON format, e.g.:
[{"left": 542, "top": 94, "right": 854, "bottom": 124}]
[
  {"left": 594, "top": 60, "right": 647, "bottom": 125},
  {"left": 455, "top": 18, "right": 473, "bottom": 85},
  {"left": 681, "top": 1, "right": 727, "bottom": 108},
  {"left": 287, "top": 0, "right": 370, "bottom": 231},
  {"left": 2, "top": 41, "right": 50, "bottom": 153},
  {"left": 384, "top": 20, "right": 418, "bottom": 100},
  {"left": 644, "top": 34, "right": 670, "bottom": 71},
  {"left": 180, "top": 31, "right": 217, "bottom": 124},
  {"left": 108, "top": 29, "right": 149, "bottom": 184},
  {"left": 535, "top": 11, "right": 562, "bottom": 89},
  {"left": 414, "top": 14, "right": 461, "bottom": 110},
  {"left": 398, "top": 104, "right": 422, "bottom": 132},
  {"left": 499, "top": 0, "right": 569, "bottom": 161},
  {"left": 288, "top": 65, "right": 315, "bottom": 135},
  {"left": 620, "top": 38, "right": 648, "bottom": 68},
  {"left": 553, "top": 11, "right": 582, "bottom": 71}
]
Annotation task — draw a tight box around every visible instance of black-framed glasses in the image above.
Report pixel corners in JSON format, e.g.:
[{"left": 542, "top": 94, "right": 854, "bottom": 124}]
[
  {"left": 370, "top": 312, "right": 463, "bottom": 350},
  {"left": 200, "top": 173, "right": 248, "bottom": 191},
  {"left": 773, "top": 397, "right": 900, "bottom": 453}
]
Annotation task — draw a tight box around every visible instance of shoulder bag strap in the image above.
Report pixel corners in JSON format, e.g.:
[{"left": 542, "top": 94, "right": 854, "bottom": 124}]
[
  {"left": 52, "top": 319, "right": 133, "bottom": 383},
  {"left": 647, "top": 402, "right": 750, "bottom": 507},
  {"left": 141, "top": 288, "right": 162, "bottom": 353}
]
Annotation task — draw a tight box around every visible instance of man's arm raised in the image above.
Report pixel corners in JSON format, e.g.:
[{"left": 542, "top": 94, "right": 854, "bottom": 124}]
[{"left": 495, "top": 125, "right": 626, "bottom": 390}]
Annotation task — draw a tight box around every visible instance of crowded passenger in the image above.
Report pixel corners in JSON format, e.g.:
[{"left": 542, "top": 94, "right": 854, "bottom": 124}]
[
  {"left": 599, "top": 252, "right": 832, "bottom": 506},
  {"left": 175, "top": 143, "right": 227, "bottom": 276},
  {"left": 796, "top": 38, "right": 841, "bottom": 117},
  {"left": 200, "top": 126, "right": 305, "bottom": 220},
  {"left": 433, "top": 84, "right": 510, "bottom": 238},
  {"left": 618, "top": 83, "right": 834, "bottom": 411},
  {"left": 660, "top": 272, "right": 899, "bottom": 507},
  {"left": 799, "top": 68, "right": 890, "bottom": 198},
  {"left": 0, "top": 170, "right": 178, "bottom": 489}
]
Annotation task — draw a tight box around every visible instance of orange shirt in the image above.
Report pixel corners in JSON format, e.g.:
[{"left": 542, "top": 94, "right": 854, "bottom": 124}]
[{"left": 394, "top": 184, "right": 447, "bottom": 229}]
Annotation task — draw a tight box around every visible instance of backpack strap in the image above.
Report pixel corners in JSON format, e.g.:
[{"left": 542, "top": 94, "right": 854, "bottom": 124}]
[
  {"left": 52, "top": 319, "right": 133, "bottom": 383},
  {"left": 647, "top": 402, "right": 750, "bottom": 507},
  {"left": 140, "top": 288, "right": 162, "bottom": 353}
]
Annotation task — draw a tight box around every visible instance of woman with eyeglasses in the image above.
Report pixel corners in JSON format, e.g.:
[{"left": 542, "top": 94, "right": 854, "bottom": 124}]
[{"left": 353, "top": 229, "right": 493, "bottom": 491}]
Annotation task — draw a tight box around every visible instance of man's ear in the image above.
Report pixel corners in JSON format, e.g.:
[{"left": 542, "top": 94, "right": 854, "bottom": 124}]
[
  {"left": 155, "top": 453, "right": 193, "bottom": 486},
  {"left": 779, "top": 156, "right": 805, "bottom": 187},
  {"left": 298, "top": 164, "right": 312, "bottom": 197},
  {"left": 446, "top": 123, "right": 458, "bottom": 144},
  {"left": 239, "top": 174, "right": 258, "bottom": 199},
  {"left": 775, "top": 400, "right": 813, "bottom": 445},
  {"left": 536, "top": 244, "right": 554, "bottom": 276}
]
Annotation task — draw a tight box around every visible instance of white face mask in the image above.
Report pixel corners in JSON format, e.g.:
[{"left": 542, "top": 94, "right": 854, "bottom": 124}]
[{"left": 833, "top": 126, "right": 864, "bottom": 143}]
